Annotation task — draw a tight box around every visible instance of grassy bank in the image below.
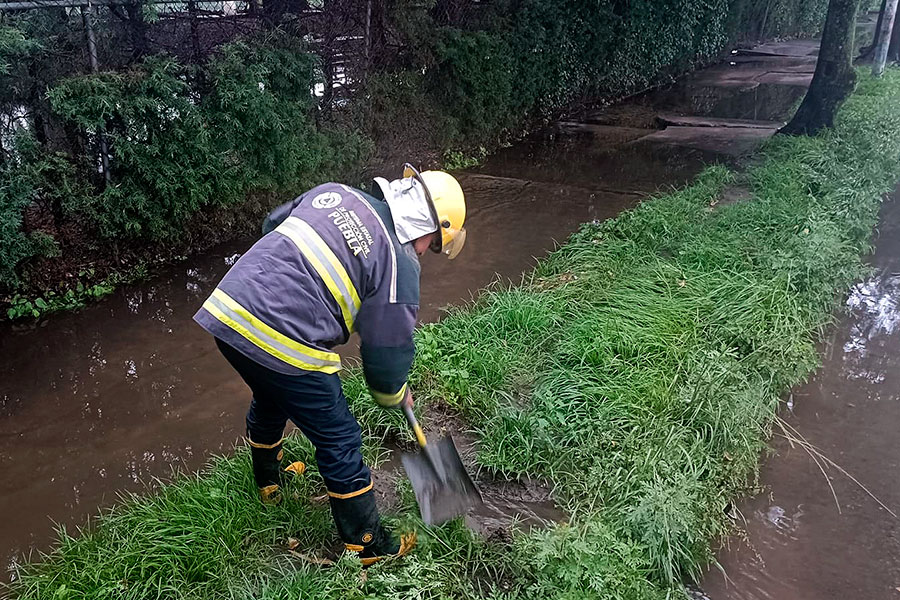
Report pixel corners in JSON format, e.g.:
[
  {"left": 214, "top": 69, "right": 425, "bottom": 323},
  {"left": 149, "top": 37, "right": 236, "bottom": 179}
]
[{"left": 11, "top": 69, "right": 900, "bottom": 599}]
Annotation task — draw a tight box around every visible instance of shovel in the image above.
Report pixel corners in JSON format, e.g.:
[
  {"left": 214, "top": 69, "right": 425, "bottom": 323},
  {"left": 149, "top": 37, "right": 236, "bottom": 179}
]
[{"left": 399, "top": 401, "right": 483, "bottom": 525}]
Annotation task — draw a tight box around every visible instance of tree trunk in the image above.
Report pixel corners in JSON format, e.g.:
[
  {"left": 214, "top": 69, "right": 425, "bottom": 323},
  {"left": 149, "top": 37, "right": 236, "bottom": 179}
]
[
  {"left": 124, "top": 0, "right": 150, "bottom": 61},
  {"left": 888, "top": 4, "right": 900, "bottom": 60},
  {"left": 862, "top": 0, "right": 887, "bottom": 57},
  {"left": 187, "top": 0, "right": 201, "bottom": 63},
  {"left": 780, "top": 0, "right": 860, "bottom": 135},
  {"left": 873, "top": 0, "right": 899, "bottom": 74}
]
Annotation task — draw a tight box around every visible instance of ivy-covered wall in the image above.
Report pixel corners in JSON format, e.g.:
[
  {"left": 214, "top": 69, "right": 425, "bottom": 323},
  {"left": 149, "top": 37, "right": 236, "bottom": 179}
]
[{"left": 0, "top": 0, "right": 828, "bottom": 297}]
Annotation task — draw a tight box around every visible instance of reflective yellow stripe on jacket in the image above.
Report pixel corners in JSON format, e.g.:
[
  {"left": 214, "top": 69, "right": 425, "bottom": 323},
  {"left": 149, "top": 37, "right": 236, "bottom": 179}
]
[
  {"left": 275, "top": 216, "right": 362, "bottom": 333},
  {"left": 203, "top": 288, "right": 341, "bottom": 373}
]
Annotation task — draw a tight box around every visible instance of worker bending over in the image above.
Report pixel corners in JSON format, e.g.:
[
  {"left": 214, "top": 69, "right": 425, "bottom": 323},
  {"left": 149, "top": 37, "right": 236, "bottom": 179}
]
[{"left": 194, "top": 164, "right": 466, "bottom": 566}]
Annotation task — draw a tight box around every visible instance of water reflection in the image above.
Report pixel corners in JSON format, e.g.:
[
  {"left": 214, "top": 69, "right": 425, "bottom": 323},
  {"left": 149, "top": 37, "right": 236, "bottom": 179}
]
[
  {"left": 701, "top": 197, "right": 900, "bottom": 600},
  {"left": 759, "top": 504, "right": 803, "bottom": 537},
  {"left": 842, "top": 272, "right": 900, "bottom": 383}
]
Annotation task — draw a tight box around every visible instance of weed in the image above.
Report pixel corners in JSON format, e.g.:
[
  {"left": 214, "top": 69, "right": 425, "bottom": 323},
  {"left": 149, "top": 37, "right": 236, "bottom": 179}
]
[
  {"left": 4, "top": 264, "right": 149, "bottom": 320},
  {"left": 442, "top": 147, "right": 488, "bottom": 171}
]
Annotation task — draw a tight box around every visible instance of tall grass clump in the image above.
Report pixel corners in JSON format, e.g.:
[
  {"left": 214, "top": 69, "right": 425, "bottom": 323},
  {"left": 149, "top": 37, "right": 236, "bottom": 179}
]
[{"left": 10, "top": 69, "right": 900, "bottom": 599}]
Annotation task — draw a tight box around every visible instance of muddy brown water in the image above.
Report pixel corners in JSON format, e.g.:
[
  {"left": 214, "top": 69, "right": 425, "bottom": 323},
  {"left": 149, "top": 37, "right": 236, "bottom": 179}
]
[
  {"left": 1, "top": 41, "right": 816, "bottom": 582},
  {"left": 699, "top": 194, "right": 900, "bottom": 599}
]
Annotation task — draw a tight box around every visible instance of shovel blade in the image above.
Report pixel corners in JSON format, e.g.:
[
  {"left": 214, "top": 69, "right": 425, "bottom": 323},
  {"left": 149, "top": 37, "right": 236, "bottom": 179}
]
[{"left": 400, "top": 435, "right": 483, "bottom": 525}]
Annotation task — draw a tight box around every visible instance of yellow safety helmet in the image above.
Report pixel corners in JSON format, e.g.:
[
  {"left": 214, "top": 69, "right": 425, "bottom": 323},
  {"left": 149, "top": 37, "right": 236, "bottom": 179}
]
[{"left": 403, "top": 163, "right": 467, "bottom": 259}]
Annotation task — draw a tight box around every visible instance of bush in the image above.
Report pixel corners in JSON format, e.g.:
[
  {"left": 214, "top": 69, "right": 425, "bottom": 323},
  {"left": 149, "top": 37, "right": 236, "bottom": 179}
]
[
  {"left": 49, "top": 57, "right": 227, "bottom": 240},
  {"left": 428, "top": 29, "right": 519, "bottom": 141},
  {"left": 0, "top": 133, "right": 80, "bottom": 287},
  {"left": 204, "top": 33, "right": 329, "bottom": 193},
  {"left": 0, "top": 166, "right": 45, "bottom": 288},
  {"left": 42, "top": 36, "right": 369, "bottom": 245}
]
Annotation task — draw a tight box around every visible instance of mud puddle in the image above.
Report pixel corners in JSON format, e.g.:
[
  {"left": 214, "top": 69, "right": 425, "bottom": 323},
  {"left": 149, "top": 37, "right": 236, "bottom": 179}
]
[
  {"left": 575, "top": 52, "right": 811, "bottom": 129},
  {"left": 373, "top": 403, "right": 565, "bottom": 542},
  {"left": 0, "top": 38, "right": 813, "bottom": 579},
  {"left": 700, "top": 193, "right": 900, "bottom": 599},
  {"left": 582, "top": 80, "right": 806, "bottom": 127}
]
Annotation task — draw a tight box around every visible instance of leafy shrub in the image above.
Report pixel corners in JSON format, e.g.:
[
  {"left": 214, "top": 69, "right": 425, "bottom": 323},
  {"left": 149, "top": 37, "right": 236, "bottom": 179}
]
[
  {"left": 0, "top": 132, "right": 81, "bottom": 287},
  {"left": 429, "top": 29, "right": 519, "bottom": 141},
  {"left": 0, "top": 166, "right": 45, "bottom": 288},
  {"left": 204, "top": 33, "right": 329, "bottom": 193},
  {"left": 49, "top": 57, "right": 227, "bottom": 240}
]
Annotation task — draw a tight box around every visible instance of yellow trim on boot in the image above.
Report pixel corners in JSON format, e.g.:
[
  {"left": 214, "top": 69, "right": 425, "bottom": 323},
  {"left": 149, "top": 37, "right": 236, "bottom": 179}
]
[
  {"left": 259, "top": 484, "right": 282, "bottom": 505},
  {"left": 345, "top": 543, "right": 365, "bottom": 552},
  {"left": 247, "top": 437, "right": 284, "bottom": 450},
  {"left": 284, "top": 461, "right": 306, "bottom": 476},
  {"left": 326, "top": 481, "right": 373, "bottom": 499},
  {"left": 359, "top": 532, "right": 417, "bottom": 567}
]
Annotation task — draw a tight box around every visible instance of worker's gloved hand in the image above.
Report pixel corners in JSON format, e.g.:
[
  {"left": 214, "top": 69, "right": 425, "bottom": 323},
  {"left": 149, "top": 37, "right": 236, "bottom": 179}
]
[{"left": 400, "top": 388, "right": 413, "bottom": 410}]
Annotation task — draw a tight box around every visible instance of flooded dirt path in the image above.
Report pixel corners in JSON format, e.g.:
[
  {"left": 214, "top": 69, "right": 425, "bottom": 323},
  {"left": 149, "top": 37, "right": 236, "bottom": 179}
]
[
  {"left": 700, "top": 194, "right": 900, "bottom": 599},
  {"left": 0, "top": 40, "right": 817, "bottom": 578}
]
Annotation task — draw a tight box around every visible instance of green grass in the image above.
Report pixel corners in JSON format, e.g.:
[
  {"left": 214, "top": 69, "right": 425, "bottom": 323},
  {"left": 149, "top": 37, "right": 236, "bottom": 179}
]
[{"left": 10, "top": 68, "right": 900, "bottom": 599}]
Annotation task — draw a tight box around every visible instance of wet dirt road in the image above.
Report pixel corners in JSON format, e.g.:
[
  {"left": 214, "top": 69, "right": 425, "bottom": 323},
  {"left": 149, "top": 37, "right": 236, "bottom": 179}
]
[
  {"left": 0, "top": 40, "right": 816, "bottom": 579},
  {"left": 700, "top": 194, "right": 900, "bottom": 599}
]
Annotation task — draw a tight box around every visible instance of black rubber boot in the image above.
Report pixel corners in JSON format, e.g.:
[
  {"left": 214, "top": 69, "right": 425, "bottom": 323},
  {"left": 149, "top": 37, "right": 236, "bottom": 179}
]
[
  {"left": 248, "top": 437, "right": 305, "bottom": 504},
  {"left": 329, "top": 489, "right": 415, "bottom": 566}
]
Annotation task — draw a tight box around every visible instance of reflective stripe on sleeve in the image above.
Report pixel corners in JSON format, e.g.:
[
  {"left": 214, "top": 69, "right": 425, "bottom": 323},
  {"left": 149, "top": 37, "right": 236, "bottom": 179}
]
[
  {"left": 276, "top": 216, "right": 362, "bottom": 333},
  {"left": 203, "top": 288, "right": 341, "bottom": 373},
  {"left": 370, "top": 382, "right": 408, "bottom": 407}
]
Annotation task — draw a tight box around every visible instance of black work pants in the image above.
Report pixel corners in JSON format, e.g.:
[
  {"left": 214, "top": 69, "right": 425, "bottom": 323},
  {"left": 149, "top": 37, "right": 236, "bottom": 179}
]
[{"left": 216, "top": 338, "right": 371, "bottom": 496}]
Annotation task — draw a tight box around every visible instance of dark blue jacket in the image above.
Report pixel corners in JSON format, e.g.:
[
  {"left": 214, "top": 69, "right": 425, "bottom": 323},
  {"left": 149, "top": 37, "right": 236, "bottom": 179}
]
[{"left": 194, "top": 183, "right": 419, "bottom": 405}]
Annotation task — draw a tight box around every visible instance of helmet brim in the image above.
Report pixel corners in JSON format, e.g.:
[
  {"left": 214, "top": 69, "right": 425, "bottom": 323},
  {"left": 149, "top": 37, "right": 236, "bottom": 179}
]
[{"left": 443, "top": 227, "right": 466, "bottom": 260}]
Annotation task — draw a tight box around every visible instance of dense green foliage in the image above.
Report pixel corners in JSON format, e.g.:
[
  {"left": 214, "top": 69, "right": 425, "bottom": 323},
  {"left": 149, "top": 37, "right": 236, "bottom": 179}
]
[
  {"left": 0, "top": 134, "right": 77, "bottom": 288},
  {"left": 43, "top": 34, "right": 366, "bottom": 241},
  {"left": 11, "top": 69, "right": 900, "bottom": 599},
  {"left": 0, "top": 30, "right": 368, "bottom": 297},
  {"left": 0, "top": 0, "right": 827, "bottom": 300},
  {"left": 415, "top": 0, "right": 827, "bottom": 143}
]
